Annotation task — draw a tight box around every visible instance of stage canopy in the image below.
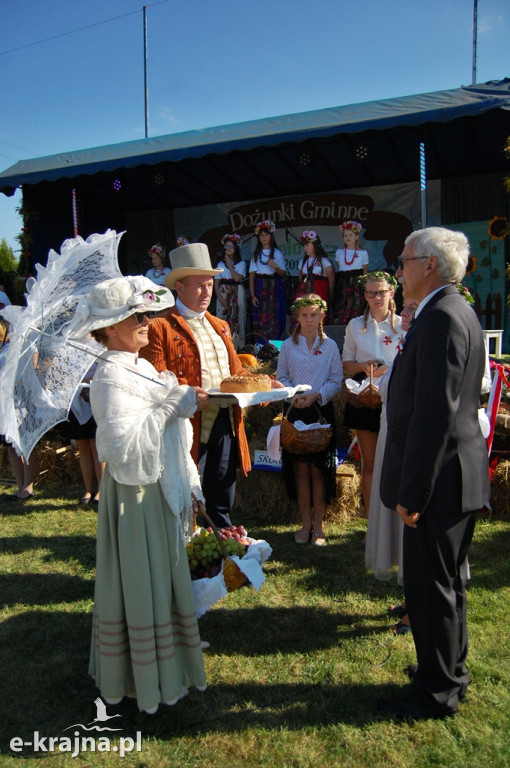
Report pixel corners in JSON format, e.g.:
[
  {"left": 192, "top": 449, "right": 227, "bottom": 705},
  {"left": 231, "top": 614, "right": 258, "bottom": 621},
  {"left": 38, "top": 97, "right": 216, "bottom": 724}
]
[
  {"left": 1, "top": 78, "right": 509, "bottom": 267},
  {"left": 2, "top": 78, "right": 510, "bottom": 205}
]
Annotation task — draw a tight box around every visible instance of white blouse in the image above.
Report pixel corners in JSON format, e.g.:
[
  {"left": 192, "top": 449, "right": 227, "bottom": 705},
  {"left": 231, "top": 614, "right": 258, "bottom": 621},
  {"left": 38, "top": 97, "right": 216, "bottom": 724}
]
[
  {"left": 145, "top": 266, "right": 171, "bottom": 285},
  {"left": 90, "top": 350, "right": 203, "bottom": 524},
  {"left": 335, "top": 248, "right": 369, "bottom": 272},
  {"left": 249, "top": 248, "right": 286, "bottom": 275},
  {"left": 276, "top": 335, "right": 343, "bottom": 405},
  {"left": 214, "top": 259, "right": 247, "bottom": 280},
  {"left": 298, "top": 256, "right": 333, "bottom": 276},
  {"left": 342, "top": 313, "right": 403, "bottom": 368}
]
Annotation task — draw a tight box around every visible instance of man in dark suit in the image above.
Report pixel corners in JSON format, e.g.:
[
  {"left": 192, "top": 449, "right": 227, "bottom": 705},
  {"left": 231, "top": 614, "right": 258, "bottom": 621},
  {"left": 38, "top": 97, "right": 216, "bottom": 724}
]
[{"left": 380, "top": 227, "right": 490, "bottom": 720}]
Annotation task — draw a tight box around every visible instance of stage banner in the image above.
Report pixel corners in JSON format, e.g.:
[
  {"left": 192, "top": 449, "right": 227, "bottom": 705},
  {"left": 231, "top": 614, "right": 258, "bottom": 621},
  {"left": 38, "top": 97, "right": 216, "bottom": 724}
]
[{"left": 173, "top": 181, "right": 441, "bottom": 275}]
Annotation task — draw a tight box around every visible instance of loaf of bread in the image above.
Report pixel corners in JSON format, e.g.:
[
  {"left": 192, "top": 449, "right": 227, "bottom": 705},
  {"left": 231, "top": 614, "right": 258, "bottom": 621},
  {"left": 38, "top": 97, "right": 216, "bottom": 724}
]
[{"left": 220, "top": 374, "right": 272, "bottom": 393}]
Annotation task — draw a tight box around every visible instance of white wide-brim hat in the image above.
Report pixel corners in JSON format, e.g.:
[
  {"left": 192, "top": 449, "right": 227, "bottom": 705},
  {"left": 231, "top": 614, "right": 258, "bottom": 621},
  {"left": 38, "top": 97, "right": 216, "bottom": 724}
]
[
  {"left": 165, "top": 243, "right": 222, "bottom": 290},
  {"left": 68, "top": 275, "right": 174, "bottom": 338}
]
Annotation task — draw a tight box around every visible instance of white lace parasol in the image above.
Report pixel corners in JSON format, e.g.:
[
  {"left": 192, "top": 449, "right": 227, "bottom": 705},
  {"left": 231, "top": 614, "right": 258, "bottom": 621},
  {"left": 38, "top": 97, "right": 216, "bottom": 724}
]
[{"left": 0, "top": 230, "right": 124, "bottom": 460}]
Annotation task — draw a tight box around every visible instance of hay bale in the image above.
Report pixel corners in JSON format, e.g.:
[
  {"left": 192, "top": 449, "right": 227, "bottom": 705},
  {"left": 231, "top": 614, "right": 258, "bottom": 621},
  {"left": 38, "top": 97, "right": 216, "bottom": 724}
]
[
  {"left": 233, "top": 460, "right": 363, "bottom": 524},
  {"left": 0, "top": 434, "right": 82, "bottom": 490},
  {"left": 490, "top": 458, "right": 510, "bottom": 518}
]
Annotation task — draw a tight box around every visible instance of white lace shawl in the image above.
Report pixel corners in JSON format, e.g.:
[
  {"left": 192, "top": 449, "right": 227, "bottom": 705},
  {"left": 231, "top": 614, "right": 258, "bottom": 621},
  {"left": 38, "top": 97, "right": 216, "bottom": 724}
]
[{"left": 90, "top": 350, "right": 203, "bottom": 539}]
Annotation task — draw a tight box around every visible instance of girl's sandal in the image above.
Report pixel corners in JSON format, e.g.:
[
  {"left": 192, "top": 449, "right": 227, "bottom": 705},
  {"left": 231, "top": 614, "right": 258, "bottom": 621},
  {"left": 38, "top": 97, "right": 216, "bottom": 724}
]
[
  {"left": 311, "top": 530, "right": 326, "bottom": 547},
  {"left": 294, "top": 528, "right": 311, "bottom": 544}
]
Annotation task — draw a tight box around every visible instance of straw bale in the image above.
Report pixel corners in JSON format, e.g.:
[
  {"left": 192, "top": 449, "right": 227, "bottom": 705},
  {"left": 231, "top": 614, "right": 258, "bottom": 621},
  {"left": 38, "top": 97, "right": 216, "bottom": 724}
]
[
  {"left": 233, "top": 460, "right": 363, "bottom": 524},
  {"left": 489, "top": 458, "right": 510, "bottom": 518},
  {"left": 0, "top": 433, "right": 82, "bottom": 489}
]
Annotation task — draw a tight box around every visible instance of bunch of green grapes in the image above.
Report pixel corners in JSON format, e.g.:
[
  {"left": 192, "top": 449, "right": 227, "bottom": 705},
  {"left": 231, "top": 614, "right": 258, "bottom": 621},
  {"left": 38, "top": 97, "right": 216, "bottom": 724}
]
[{"left": 187, "top": 527, "right": 246, "bottom": 579}]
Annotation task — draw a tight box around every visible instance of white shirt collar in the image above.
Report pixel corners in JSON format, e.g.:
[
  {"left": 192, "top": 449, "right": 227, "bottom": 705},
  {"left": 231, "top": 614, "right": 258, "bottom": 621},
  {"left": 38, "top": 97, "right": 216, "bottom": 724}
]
[{"left": 176, "top": 297, "right": 206, "bottom": 319}]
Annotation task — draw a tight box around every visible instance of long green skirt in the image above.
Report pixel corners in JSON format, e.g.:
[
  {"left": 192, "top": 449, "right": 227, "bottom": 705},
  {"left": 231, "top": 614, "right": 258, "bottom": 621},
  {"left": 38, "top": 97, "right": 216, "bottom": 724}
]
[{"left": 89, "top": 468, "right": 206, "bottom": 712}]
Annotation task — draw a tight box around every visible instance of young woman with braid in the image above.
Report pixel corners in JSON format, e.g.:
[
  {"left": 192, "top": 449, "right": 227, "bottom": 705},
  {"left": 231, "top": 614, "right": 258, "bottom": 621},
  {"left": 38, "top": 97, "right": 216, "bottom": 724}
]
[
  {"left": 341, "top": 271, "right": 402, "bottom": 519},
  {"left": 276, "top": 294, "right": 343, "bottom": 546}
]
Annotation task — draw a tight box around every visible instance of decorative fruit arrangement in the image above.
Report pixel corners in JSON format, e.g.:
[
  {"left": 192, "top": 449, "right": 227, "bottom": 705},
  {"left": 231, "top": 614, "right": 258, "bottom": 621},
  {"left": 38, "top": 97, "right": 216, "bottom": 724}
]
[{"left": 186, "top": 526, "right": 250, "bottom": 580}]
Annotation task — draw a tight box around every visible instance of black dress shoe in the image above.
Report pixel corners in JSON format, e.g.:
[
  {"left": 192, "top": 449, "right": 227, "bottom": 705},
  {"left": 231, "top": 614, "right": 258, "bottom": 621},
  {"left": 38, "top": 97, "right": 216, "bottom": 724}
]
[
  {"left": 405, "top": 664, "right": 466, "bottom": 703},
  {"left": 379, "top": 694, "right": 457, "bottom": 721}
]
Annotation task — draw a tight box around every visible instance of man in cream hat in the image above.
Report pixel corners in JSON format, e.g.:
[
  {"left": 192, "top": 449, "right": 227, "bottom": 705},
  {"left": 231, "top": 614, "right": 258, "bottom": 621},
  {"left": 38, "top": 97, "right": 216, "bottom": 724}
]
[{"left": 140, "top": 242, "right": 280, "bottom": 528}]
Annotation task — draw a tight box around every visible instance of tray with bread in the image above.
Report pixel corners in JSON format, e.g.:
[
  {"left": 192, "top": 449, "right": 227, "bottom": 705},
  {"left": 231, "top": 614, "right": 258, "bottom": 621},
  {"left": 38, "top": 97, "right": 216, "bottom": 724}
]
[{"left": 208, "top": 379, "right": 310, "bottom": 407}]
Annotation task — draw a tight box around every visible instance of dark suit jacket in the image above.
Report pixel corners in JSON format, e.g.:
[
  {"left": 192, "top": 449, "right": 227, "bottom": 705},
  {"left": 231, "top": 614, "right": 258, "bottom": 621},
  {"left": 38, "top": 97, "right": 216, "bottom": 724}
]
[{"left": 380, "top": 284, "right": 490, "bottom": 515}]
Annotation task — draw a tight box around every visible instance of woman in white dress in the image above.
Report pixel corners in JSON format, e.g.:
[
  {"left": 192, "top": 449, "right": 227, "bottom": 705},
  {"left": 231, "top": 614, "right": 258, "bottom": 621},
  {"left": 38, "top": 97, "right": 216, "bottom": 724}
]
[
  {"left": 333, "top": 220, "right": 369, "bottom": 325},
  {"left": 69, "top": 275, "right": 207, "bottom": 714},
  {"left": 214, "top": 233, "right": 246, "bottom": 344},
  {"left": 145, "top": 243, "right": 171, "bottom": 286},
  {"left": 365, "top": 298, "right": 418, "bottom": 585}
]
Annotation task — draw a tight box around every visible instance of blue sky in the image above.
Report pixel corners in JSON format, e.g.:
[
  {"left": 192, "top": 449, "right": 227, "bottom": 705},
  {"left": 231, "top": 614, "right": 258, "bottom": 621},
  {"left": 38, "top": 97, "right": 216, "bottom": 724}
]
[{"left": 1, "top": 0, "right": 509, "bottom": 255}]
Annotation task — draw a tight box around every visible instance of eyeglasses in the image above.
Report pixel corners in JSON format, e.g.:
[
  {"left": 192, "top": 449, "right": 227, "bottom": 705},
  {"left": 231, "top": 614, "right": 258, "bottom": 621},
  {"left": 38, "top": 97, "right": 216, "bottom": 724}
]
[
  {"left": 132, "top": 311, "right": 150, "bottom": 324},
  {"left": 398, "top": 256, "right": 430, "bottom": 270},
  {"left": 365, "top": 289, "right": 389, "bottom": 298}
]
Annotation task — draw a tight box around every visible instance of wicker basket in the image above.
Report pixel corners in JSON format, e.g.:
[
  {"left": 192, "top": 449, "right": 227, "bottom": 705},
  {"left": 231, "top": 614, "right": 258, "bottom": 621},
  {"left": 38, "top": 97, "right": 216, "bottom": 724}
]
[
  {"left": 195, "top": 507, "right": 248, "bottom": 592},
  {"left": 345, "top": 365, "right": 382, "bottom": 410},
  {"left": 280, "top": 404, "right": 332, "bottom": 454}
]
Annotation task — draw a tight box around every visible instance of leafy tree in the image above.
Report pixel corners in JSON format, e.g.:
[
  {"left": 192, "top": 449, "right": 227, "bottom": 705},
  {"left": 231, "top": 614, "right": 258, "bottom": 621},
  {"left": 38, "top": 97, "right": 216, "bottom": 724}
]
[{"left": 0, "top": 238, "right": 17, "bottom": 274}]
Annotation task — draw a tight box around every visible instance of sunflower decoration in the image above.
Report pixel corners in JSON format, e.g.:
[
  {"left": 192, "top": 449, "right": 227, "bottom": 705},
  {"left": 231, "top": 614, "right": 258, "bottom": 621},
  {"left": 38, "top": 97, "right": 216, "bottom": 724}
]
[
  {"left": 465, "top": 255, "right": 477, "bottom": 275},
  {"left": 488, "top": 216, "right": 510, "bottom": 240}
]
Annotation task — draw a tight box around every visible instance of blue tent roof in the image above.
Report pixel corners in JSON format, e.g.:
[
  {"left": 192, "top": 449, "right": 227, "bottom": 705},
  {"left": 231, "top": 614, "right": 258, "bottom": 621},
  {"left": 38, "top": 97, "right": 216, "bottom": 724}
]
[{"left": 1, "top": 78, "right": 510, "bottom": 194}]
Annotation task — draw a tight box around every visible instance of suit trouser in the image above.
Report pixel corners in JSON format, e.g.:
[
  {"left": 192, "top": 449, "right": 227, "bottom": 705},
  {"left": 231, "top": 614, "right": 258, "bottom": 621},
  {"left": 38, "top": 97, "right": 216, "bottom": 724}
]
[
  {"left": 198, "top": 408, "right": 238, "bottom": 529},
  {"left": 403, "top": 510, "right": 477, "bottom": 713}
]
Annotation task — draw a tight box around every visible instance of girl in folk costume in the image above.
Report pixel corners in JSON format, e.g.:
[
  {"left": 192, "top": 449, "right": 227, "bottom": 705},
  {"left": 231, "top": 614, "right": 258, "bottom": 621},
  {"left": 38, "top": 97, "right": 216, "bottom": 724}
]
[
  {"left": 333, "top": 220, "right": 369, "bottom": 324},
  {"left": 276, "top": 294, "right": 343, "bottom": 547},
  {"left": 295, "top": 230, "right": 335, "bottom": 324},
  {"left": 214, "top": 233, "right": 247, "bottom": 344},
  {"left": 249, "top": 220, "right": 287, "bottom": 342},
  {"left": 342, "top": 271, "right": 401, "bottom": 519},
  {"left": 145, "top": 243, "right": 171, "bottom": 286}
]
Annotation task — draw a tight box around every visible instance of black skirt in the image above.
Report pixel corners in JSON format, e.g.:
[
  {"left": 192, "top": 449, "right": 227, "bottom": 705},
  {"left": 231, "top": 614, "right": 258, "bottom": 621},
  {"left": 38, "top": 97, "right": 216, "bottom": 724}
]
[
  {"left": 57, "top": 411, "right": 98, "bottom": 441},
  {"left": 281, "top": 400, "right": 337, "bottom": 504},
  {"left": 343, "top": 401, "right": 381, "bottom": 433}
]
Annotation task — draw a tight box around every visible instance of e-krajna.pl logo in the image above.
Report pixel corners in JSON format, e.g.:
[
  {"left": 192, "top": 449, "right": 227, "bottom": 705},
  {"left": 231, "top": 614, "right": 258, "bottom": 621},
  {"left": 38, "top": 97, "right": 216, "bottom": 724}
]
[{"left": 10, "top": 698, "right": 142, "bottom": 758}]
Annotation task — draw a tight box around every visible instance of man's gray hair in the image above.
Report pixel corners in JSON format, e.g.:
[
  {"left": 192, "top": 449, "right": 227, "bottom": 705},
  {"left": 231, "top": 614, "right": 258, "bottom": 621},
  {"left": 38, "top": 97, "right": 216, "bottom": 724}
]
[{"left": 405, "top": 227, "right": 469, "bottom": 284}]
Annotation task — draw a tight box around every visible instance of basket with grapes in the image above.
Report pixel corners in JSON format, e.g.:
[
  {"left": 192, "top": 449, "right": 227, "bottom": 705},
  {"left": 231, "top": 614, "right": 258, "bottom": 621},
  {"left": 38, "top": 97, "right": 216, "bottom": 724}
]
[{"left": 187, "top": 509, "right": 252, "bottom": 592}]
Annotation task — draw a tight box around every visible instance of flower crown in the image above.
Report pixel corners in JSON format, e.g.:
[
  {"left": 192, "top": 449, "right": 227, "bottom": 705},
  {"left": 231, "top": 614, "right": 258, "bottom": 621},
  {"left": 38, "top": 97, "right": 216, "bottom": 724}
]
[
  {"left": 254, "top": 220, "right": 276, "bottom": 235},
  {"left": 358, "top": 271, "right": 399, "bottom": 290},
  {"left": 291, "top": 296, "right": 328, "bottom": 314},
  {"left": 456, "top": 283, "right": 475, "bottom": 305},
  {"left": 300, "top": 230, "right": 319, "bottom": 244},
  {"left": 221, "top": 233, "right": 242, "bottom": 246},
  {"left": 149, "top": 243, "right": 165, "bottom": 257},
  {"left": 339, "top": 220, "right": 362, "bottom": 234},
  {"left": 176, "top": 236, "right": 190, "bottom": 247}
]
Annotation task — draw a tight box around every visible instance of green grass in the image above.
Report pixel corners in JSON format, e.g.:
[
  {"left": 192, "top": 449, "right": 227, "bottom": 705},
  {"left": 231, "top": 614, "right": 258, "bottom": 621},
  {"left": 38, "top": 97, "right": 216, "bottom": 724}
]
[{"left": 1, "top": 486, "right": 509, "bottom": 767}]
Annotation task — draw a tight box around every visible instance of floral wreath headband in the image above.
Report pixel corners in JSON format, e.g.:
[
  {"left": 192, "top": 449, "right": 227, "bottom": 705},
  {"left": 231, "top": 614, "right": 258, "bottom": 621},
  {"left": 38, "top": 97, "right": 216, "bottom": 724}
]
[
  {"left": 339, "top": 220, "right": 363, "bottom": 235},
  {"left": 358, "top": 271, "right": 399, "bottom": 290},
  {"left": 176, "top": 236, "right": 190, "bottom": 247},
  {"left": 221, "top": 233, "right": 242, "bottom": 246},
  {"left": 300, "top": 230, "right": 319, "bottom": 244},
  {"left": 149, "top": 243, "right": 165, "bottom": 257},
  {"left": 254, "top": 219, "right": 276, "bottom": 236},
  {"left": 291, "top": 296, "right": 328, "bottom": 314}
]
